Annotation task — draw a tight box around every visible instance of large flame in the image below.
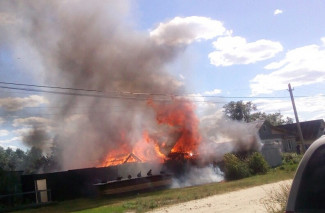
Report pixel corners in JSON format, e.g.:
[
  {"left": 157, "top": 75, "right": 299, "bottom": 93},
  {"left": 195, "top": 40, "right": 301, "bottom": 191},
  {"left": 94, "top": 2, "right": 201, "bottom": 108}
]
[
  {"left": 148, "top": 98, "right": 201, "bottom": 154},
  {"left": 99, "top": 98, "right": 201, "bottom": 167}
]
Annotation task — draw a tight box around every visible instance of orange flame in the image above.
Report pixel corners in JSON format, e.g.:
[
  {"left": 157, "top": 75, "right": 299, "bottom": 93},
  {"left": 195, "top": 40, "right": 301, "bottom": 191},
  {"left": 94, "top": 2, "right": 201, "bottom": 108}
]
[
  {"left": 99, "top": 131, "right": 166, "bottom": 167},
  {"left": 99, "top": 98, "right": 201, "bottom": 167},
  {"left": 148, "top": 98, "right": 201, "bottom": 154}
]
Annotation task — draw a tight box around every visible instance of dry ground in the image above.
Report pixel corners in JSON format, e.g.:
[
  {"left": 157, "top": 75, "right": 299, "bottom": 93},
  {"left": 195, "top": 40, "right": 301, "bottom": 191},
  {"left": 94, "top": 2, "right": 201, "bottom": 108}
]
[{"left": 149, "top": 180, "right": 292, "bottom": 213}]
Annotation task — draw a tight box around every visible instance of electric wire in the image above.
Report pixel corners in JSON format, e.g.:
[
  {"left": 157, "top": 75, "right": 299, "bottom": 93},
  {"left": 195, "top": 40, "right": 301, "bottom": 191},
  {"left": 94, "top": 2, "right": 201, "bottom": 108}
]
[
  {"left": 0, "top": 81, "right": 324, "bottom": 103},
  {"left": 0, "top": 81, "right": 102, "bottom": 93}
]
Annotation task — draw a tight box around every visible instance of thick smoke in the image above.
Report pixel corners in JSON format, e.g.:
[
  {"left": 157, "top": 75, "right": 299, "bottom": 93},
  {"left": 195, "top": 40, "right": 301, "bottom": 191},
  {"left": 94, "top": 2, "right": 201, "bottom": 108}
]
[
  {"left": 22, "top": 128, "right": 49, "bottom": 150},
  {"left": 199, "top": 110, "right": 262, "bottom": 162},
  {"left": 2, "top": 1, "right": 262, "bottom": 174},
  {"left": 4, "top": 0, "right": 189, "bottom": 170}
]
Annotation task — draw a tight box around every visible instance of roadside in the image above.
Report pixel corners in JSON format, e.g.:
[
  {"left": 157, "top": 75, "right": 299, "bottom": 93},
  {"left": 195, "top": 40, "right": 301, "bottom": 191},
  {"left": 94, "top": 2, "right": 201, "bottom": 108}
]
[
  {"left": 13, "top": 170, "right": 295, "bottom": 213},
  {"left": 149, "top": 180, "right": 292, "bottom": 213}
]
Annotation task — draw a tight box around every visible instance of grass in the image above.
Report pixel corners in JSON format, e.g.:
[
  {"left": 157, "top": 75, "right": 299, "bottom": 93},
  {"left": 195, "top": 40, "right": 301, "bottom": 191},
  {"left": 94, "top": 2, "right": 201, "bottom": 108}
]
[
  {"left": 261, "top": 182, "right": 292, "bottom": 213},
  {"left": 14, "top": 168, "right": 296, "bottom": 213},
  {"left": 260, "top": 153, "right": 302, "bottom": 213}
]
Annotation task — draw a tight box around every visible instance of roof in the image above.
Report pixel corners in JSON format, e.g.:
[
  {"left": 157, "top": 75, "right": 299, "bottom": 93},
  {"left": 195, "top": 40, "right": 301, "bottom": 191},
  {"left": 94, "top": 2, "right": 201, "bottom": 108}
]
[
  {"left": 247, "top": 119, "right": 265, "bottom": 131},
  {"left": 277, "top": 119, "right": 325, "bottom": 140}
]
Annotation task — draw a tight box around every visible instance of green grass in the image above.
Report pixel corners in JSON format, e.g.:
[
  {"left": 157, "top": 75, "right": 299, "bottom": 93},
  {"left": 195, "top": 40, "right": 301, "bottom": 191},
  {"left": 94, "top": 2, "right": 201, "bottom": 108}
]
[{"left": 14, "top": 169, "right": 295, "bottom": 213}]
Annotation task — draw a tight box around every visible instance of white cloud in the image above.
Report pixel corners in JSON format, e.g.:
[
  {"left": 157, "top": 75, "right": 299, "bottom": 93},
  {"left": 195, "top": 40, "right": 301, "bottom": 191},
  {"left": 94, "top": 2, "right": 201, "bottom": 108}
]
[
  {"left": 204, "top": 89, "right": 222, "bottom": 95},
  {"left": 13, "top": 127, "right": 33, "bottom": 135},
  {"left": 253, "top": 94, "right": 325, "bottom": 121},
  {"left": 209, "top": 36, "right": 283, "bottom": 67},
  {"left": 274, "top": 9, "right": 283, "bottom": 15},
  {"left": 0, "top": 95, "right": 48, "bottom": 111},
  {"left": 12, "top": 117, "right": 51, "bottom": 127},
  {"left": 150, "top": 16, "right": 227, "bottom": 45},
  {"left": 250, "top": 38, "right": 325, "bottom": 95},
  {"left": 0, "top": 136, "right": 21, "bottom": 144},
  {"left": 0, "top": 129, "right": 9, "bottom": 137},
  {"left": 0, "top": 117, "right": 4, "bottom": 125}
]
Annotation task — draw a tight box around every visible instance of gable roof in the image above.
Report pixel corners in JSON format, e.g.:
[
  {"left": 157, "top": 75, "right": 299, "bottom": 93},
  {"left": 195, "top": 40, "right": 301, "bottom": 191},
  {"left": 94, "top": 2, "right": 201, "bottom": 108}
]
[
  {"left": 277, "top": 119, "right": 325, "bottom": 140},
  {"left": 246, "top": 119, "right": 265, "bottom": 131}
]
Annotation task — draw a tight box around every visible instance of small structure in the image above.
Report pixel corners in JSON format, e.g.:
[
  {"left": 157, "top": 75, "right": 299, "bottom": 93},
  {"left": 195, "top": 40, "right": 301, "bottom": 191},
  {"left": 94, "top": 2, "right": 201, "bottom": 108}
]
[
  {"left": 277, "top": 119, "right": 325, "bottom": 150},
  {"left": 256, "top": 120, "right": 297, "bottom": 152},
  {"left": 250, "top": 120, "right": 295, "bottom": 167},
  {"left": 252, "top": 119, "right": 325, "bottom": 167}
]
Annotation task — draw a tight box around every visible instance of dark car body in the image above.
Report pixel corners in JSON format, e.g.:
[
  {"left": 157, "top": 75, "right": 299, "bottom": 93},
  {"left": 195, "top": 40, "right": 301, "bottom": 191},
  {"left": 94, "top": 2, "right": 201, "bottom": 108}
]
[{"left": 286, "top": 135, "right": 325, "bottom": 213}]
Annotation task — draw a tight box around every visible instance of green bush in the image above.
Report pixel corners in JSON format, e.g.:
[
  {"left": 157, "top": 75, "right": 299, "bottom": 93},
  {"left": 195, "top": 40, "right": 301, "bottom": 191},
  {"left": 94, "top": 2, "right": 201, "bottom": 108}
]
[
  {"left": 224, "top": 153, "right": 250, "bottom": 180},
  {"left": 247, "top": 152, "right": 269, "bottom": 175},
  {"left": 282, "top": 153, "right": 302, "bottom": 165},
  {"left": 280, "top": 153, "right": 303, "bottom": 172}
]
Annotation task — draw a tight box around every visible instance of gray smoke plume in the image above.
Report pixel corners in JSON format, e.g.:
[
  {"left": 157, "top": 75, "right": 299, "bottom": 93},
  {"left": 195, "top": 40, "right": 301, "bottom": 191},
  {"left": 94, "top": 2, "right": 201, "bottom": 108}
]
[
  {"left": 22, "top": 128, "right": 50, "bottom": 150},
  {"left": 1, "top": 1, "right": 262, "bottom": 174},
  {"left": 3, "top": 0, "right": 189, "bottom": 170}
]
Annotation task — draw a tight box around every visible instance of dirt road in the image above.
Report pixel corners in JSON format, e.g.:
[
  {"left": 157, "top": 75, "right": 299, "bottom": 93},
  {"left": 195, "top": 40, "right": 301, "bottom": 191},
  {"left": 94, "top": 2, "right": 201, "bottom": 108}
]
[{"left": 150, "top": 180, "right": 291, "bottom": 213}]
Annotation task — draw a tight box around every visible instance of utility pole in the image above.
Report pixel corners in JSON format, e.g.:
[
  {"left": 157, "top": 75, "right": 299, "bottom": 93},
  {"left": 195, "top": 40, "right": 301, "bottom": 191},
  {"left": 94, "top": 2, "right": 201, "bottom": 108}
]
[{"left": 288, "top": 83, "right": 306, "bottom": 153}]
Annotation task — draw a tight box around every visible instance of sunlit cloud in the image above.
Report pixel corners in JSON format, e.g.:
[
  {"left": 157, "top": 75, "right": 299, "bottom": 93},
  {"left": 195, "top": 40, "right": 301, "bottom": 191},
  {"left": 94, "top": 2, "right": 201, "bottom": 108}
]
[
  {"left": 0, "top": 95, "right": 48, "bottom": 111},
  {"left": 150, "top": 16, "right": 227, "bottom": 45},
  {"left": 209, "top": 36, "right": 283, "bottom": 67},
  {"left": 0, "top": 129, "right": 9, "bottom": 137},
  {"left": 274, "top": 9, "right": 283, "bottom": 16},
  {"left": 250, "top": 38, "right": 325, "bottom": 95}
]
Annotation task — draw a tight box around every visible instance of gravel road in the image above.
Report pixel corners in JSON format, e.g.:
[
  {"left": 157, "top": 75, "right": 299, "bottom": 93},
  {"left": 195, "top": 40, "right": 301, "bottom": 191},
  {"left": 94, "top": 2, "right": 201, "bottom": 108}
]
[{"left": 149, "top": 180, "right": 292, "bottom": 213}]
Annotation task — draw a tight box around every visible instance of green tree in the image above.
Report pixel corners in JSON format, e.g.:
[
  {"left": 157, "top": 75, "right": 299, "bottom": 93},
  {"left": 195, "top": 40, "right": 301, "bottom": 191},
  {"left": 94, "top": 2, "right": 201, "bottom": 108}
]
[
  {"left": 223, "top": 101, "right": 257, "bottom": 122},
  {"left": 23, "top": 147, "right": 45, "bottom": 174},
  {"left": 224, "top": 101, "right": 293, "bottom": 125},
  {"left": 250, "top": 112, "right": 293, "bottom": 126},
  {"left": 0, "top": 147, "right": 9, "bottom": 170}
]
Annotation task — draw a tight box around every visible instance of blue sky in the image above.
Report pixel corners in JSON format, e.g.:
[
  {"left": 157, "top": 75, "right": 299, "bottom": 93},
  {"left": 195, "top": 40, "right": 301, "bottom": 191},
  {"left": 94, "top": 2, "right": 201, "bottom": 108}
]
[
  {"left": 136, "top": 0, "right": 325, "bottom": 95},
  {"left": 1, "top": 0, "right": 325, "bottom": 150},
  {"left": 136, "top": 0, "right": 325, "bottom": 118}
]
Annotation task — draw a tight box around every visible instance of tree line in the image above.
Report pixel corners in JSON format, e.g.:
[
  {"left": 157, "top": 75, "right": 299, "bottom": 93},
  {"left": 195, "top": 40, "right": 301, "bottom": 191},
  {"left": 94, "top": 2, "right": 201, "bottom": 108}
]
[
  {"left": 223, "top": 100, "right": 293, "bottom": 125},
  {"left": 0, "top": 146, "right": 59, "bottom": 174}
]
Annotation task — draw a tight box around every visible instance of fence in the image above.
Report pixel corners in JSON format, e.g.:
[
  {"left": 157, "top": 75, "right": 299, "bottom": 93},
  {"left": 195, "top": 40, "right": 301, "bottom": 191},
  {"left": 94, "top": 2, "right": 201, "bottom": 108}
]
[{"left": 0, "top": 189, "right": 52, "bottom": 211}]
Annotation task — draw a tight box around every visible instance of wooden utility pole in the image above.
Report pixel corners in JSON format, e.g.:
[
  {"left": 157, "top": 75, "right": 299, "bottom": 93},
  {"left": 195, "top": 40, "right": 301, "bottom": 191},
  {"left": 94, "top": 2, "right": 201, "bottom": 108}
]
[{"left": 288, "top": 83, "right": 306, "bottom": 153}]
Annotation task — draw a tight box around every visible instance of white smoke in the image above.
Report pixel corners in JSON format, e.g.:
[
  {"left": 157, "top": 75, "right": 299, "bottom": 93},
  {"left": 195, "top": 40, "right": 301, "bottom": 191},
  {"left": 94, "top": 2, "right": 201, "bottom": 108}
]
[
  {"left": 172, "top": 165, "right": 224, "bottom": 188},
  {"left": 199, "top": 109, "right": 262, "bottom": 162}
]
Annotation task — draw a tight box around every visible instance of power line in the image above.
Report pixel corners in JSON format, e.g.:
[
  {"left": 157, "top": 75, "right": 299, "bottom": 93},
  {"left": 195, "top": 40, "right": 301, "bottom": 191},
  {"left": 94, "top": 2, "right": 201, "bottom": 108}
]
[
  {"left": 0, "top": 85, "right": 228, "bottom": 104},
  {"left": 0, "top": 81, "right": 102, "bottom": 93},
  {"left": 0, "top": 80, "right": 321, "bottom": 100}
]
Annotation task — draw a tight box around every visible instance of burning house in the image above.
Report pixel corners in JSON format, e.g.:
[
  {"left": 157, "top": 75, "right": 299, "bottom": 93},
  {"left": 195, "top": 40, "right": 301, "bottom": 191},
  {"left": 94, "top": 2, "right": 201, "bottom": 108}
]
[
  {"left": 2, "top": 0, "right": 263, "bottom": 204},
  {"left": 20, "top": 153, "right": 211, "bottom": 202},
  {"left": 21, "top": 162, "right": 171, "bottom": 202}
]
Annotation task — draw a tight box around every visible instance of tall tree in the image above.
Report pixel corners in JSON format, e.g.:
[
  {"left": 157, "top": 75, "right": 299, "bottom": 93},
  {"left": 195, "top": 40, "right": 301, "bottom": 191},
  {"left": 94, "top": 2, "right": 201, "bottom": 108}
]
[
  {"left": 223, "top": 101, "right": 257, "bottom": 122},
  {"left": 250, "top": 112, "right": 293, "bottom": 126},
  {"left": 223, "top": 101, "right": 293, "bottom": 125}
]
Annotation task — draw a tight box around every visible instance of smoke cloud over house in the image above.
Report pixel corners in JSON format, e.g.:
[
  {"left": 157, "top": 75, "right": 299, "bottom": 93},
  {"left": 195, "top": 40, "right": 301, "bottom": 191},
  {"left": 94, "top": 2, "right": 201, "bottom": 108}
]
[{"left": 1, "top": 0, "right": 261, "bottom": 173}]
